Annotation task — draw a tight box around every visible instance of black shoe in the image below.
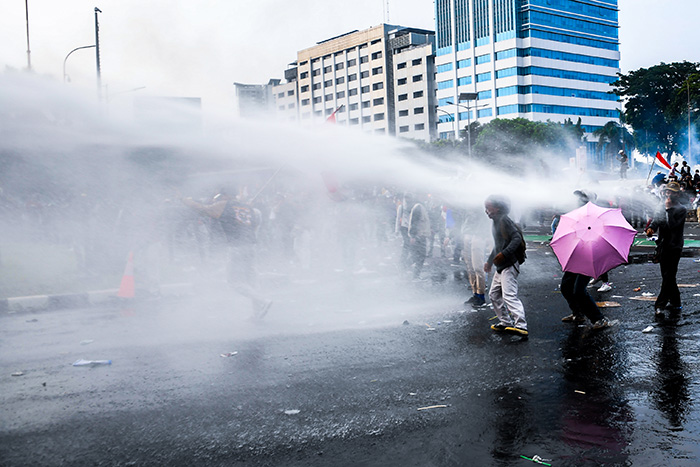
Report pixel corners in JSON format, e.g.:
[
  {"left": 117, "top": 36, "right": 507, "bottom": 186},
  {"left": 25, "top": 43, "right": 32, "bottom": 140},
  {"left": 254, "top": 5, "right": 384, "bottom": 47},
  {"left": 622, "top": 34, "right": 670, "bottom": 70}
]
[
  {"left": 592, "top": 318, "right": 613, "bottom": 330},
  {"left": 464, "top": 296, "right": 477, "bottom": 305},
  {"left": 473, "top": 296, "right": 486, "bottom": 307},
  {"left": 491, "top": 323, "right": 509, "bottom": 332},
  {"left": 665, "top": 305, "right": 682, "bottom": 313},
  {"left": 562, "top": 314, "right": 586, "bottom": 323}
]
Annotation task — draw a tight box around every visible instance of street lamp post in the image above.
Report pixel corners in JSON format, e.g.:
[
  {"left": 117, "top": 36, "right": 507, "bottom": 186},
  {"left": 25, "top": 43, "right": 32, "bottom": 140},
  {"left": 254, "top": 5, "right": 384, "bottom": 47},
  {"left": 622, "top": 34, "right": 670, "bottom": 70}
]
[
  {"left": 437, "top": 108, "right": 455, "bottom": 138},
  {"left": 63, "top": 45, "right": 96, "bottom": 83},
  {"left": 25, "top": 0, "right": 31, "bottom": 70},
  {"left": 447, "top": 93, "right": 486, "bottom": 158},
  {"left": 94, "top": 7, "right": 102, "bottom": 101}
]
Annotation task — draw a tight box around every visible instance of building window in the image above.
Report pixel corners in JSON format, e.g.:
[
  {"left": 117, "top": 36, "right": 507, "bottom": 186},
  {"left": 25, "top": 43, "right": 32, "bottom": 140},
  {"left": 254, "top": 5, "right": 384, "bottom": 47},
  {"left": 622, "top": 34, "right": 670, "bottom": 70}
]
[
  {"left": 348, "top": 73, "right": 357, "bottom": 81},
  {"left": 414, "top": 123, "right": 425, "bottom": 130},
  {"left": 350, "top": 118, "right": 359, "bottom": 125},
  {"left": 399, "top": 109, "right": 409, "bottom": 117},
  {"left": 371, "top": 51, "right": 382, "bottom": 60},
  {"left": 287, "top": 90, "right": 294, "bottom": 96},
  {"left": 360, "top": 56, "right": 369, "bottom": 64},
  {"left": 301, "top": 99, "right": 310, "bottom": 106},
  {"left": 457, "top": 59, "right": 471, "bottom": 69},
  {"left": 372, "top": 82, "right": 383, "bottom": 90},
  {"left": 373, "top": 97, "right": 384, "bottom": 105},
  {"left": 397, "top": 62, "right": 407, "bottom": 69},
  {"left": 476, "top": 72, "right": 491, "bottom": 82},
  {"left": 336, "top": 77, "right": 345, "bottom": 85},
  {"left": 300, "top": 85, "right": 309, "bottom": 93},
  {"left": 324, "top": 65, "right": 332, "bottom": 73},
  {"left": 313, "top": 96, "right": 322, "bottom": 103},
  {"left": 313, "top": 83, "right": 321, "bottom": 90},
  {"left": 347, "top": 58, "right": 357, "bottom": 67},
  {"left": 312, "top": 69, "right": 320, "bottom": 76},
  {"left": 413, "top": 90, "right": 423, "bottom": 98},
  {"left": 398, "top": 94, "right": 408, "bottom": 101},
  {"left": 412, "top": 58, "right": 422, "bottom": 66},
  {"left": 349, "top": 103, "right": 358, "bottom": 111},
  {"left": 374, "top": 113, "right": 384, "bottom": 121},
  {"left": 335, "top": 63, "right": 344, "bottom": 71},
  {"left": 361, "top": 70, "right": 369, "bottom": 79},
  {"left": 397, "top": 77, "right": 407, "bottom": 85},
  {"left": 337, "top": 91, "right": 345, "bottom": 99},
  {"left": 325, "top": 108, "right": 334, "bottom": 115},
  {"left": 412, "top": 75, "right": 423, "bottom": 82},
  {"left": 362, "top": 101, "right": 370, "bottom": 108},
  {"left": 362, "top": 115, "right": 371, "bottom": 123},
  {"left": 311, "top": 58, "right": 320, "bottom": 63},
  {"left": 348, "top": 88, "right": 358, "bottom": 96},
  {"left": 371, "top": 39, "right": 381, "bottom": 45},
  {"left": 277, "top": 92, "right": 284, "bottom": 98},
  {"left": 477, "top": 90, "right": 492, "bottom": 100},
  {"left": 414, "top": 107, "right": 424, "bottom": 114},
  {"left": 437, "top": 63, "right": 453, "bottom": 73},
  {"left": 325, "top": 94, "right": 333, "bottom": 101},
  {"left": 278, "top": 105, "right": 285, "bottom": 111},
  {"left": 399, "top": 125, "right": 409, "bottom": 133},
  {"left": 457, "top": 76, "right": 472, "bottom": 86},
  {"left": 300, "top": 71, "right": 309, "bottom": 79},
  {"left": 287, "top": 103, "right": 295, "bottom": 109},
  {"left": 372, "top": 67, "right": 383, "bottom": 75},
  {"left": 476, "top": 54, "right": 491, "bottom": 64},
  {"left": 361, "top": 85, "right": 370, "bottom": 93},
  {"left": 324, "top": 80, "right": 332, "bottom": 87}
]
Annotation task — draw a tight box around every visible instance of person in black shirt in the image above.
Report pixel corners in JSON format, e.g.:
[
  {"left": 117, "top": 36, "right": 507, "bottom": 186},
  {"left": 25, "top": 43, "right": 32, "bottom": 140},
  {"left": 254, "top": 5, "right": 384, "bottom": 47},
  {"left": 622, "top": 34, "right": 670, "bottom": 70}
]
[
  {"left": 646, "top": 181, "right": 686, "bottom": 317},
  {"left": 182, "top": 190, "right": 272, "bottom": 319}
]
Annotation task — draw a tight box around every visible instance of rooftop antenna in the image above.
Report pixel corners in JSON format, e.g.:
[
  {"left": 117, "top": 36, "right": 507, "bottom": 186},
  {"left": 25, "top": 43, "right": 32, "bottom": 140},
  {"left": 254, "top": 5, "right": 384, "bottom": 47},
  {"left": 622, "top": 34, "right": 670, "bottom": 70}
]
[{"left": 383, "top": 0, "right": 390, "bottom": 23}]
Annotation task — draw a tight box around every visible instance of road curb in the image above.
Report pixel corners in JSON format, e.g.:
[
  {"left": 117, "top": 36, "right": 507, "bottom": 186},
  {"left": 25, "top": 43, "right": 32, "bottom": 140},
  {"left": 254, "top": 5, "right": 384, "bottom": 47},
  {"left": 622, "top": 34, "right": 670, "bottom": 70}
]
[{"left": 2, "top": 283, "right": 194, "bottom": 314}]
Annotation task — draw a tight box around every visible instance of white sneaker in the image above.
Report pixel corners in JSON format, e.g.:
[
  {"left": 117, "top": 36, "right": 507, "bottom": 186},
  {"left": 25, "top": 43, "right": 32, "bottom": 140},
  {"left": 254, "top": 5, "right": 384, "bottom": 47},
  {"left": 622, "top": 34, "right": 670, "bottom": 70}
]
[
  {"left": 597, "top": 282, "right": 612, "bottom": 293},
  {"left": 588, "top": 278, "right": 601, "bottom": 287}
]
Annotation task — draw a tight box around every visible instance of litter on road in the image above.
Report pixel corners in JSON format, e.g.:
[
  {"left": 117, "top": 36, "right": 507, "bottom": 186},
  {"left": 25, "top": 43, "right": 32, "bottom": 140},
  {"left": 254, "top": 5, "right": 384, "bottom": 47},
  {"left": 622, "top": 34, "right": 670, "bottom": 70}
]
[
  {"left": 678, "top": 284, "right": 699, "bottom": 288},
  {"left": 220, "top": 352, "right": 238, "bottom": 357},
  {"left": 520, "top": 455, "right": 552, "bottom": 466},
  {"left": 284, "top": 409, "right": 300, "bottom": 415},
  {"left": 633, "top": 287, "right": 641, "bottom": 292},
  {"left": 630, "top": 296, "right": 657, "bottom": 302},
  {"left": 72, "top": 359, "right": 112, "bottom": 367},
  {"left": 596, "top": 301, "right": 621, "bottom": 307},
  {"left": 417, "top": 405, "right": 448, "bottom": 411},
  {"left": 11, "top": 371, "right": 24, "bottom": 376},
  {"left": 575, "top": 390, "right": 586, "bottom": 394},
  {"left": 642, "top": 326, "right": 654, "bottom": 333}
]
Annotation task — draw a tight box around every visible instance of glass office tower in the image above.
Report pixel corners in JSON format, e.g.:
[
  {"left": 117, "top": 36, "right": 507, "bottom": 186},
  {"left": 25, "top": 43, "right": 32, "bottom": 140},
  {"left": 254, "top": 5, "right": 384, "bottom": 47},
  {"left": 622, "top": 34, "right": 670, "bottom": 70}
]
[{"left": 435, "top": 0, "right": 620, "bottom": 145}]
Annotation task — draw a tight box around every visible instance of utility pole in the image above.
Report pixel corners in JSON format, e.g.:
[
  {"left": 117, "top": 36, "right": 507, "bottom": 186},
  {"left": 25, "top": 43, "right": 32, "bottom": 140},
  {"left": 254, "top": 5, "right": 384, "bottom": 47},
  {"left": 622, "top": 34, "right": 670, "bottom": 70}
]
[
  {"left": 95, "top": 7, "right": 102, "bottom": 101},
  {"left": 689, "top": 81, "right": 692, "bottom": 166},
  {"left": 25, "top": 0, "right": 31, "bottom": 70}
]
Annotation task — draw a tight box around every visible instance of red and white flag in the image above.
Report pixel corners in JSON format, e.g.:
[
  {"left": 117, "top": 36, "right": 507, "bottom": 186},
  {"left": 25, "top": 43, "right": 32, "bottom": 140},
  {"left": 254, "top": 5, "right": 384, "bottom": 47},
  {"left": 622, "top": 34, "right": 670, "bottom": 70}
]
[
  {"left": 655, "top": 151, "right": 672, "bottom": 170},
  {"left": 325, "top": 105, "right": 345, "bottom": 124}
]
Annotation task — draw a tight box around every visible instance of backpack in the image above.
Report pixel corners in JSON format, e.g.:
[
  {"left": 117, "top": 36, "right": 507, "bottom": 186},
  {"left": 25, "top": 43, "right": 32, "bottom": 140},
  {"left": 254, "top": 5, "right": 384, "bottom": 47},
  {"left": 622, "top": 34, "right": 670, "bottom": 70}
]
[{"left": 500, "top": 220, "right": 527, "bottom": 265}]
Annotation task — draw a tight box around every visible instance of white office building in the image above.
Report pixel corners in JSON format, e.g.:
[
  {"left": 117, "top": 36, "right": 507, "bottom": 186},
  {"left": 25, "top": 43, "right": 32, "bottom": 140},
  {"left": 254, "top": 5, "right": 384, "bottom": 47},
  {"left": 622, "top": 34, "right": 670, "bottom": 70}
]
[{"left": 271, "top": 24, "right": 437, "bottom": 142}]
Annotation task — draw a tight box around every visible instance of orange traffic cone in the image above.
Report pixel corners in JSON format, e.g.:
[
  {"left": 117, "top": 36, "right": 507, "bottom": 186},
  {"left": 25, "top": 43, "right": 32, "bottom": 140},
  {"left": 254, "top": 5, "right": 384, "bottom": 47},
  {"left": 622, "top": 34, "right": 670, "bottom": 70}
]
[{"left": 117, "top": 251, "right": 135, "bottom": 298}]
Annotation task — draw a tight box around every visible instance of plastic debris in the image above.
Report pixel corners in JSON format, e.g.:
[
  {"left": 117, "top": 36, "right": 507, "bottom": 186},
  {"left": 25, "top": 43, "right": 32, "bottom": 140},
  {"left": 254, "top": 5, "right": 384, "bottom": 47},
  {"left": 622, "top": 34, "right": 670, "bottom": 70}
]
[
  {"left": 417, "top": 404, "right": 448, "bottom": 411},
  {"left": 678, "top": 284, "right": 699, "bottom": 288},
  {"left": 520, "top": 455, "right": 552, "bottom": 466},
  {"left": 408, "top": 392, "right": 417, "bottom": 396},
  {"left": 575, "top": 390, "right": 586, "bottom": 394},
  {"left": 442, "top": 320, "right": 453, "bottom": 323},
  {"left": 633, "top": 287, "right": 641, "bottom": 292},
  {"left": 284, "top": 409, "right": 300, "bottom": 415},
  {"left": 630, "top": 296, "right": 656, "bottom": 302},
  {"left": 220, "top": 352, "right": 238, "bottom": 358},
  {"left": 11, "top": 371, "right": 24, "bottom": 377},
  {"left": 642, "top": 326, "right": 654, "bottom": 333},
  {"left": 642, "top": 292, "right": 654, "bottom": 297},
  {"left": 72, "top": 359, "right": 111, "bottom": 367},
  {"left": 80, "top": 340, "right": 94, "bottom": 346},
  {"left": 596, "top": 301, "right": 621, "bottom": 308}
]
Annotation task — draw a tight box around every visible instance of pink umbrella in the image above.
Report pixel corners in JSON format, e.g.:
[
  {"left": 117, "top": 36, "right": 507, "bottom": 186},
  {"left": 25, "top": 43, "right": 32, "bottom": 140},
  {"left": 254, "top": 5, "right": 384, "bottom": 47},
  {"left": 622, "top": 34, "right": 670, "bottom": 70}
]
[{"left": 550, "top": 202, "right": 637, "bottom": 278}]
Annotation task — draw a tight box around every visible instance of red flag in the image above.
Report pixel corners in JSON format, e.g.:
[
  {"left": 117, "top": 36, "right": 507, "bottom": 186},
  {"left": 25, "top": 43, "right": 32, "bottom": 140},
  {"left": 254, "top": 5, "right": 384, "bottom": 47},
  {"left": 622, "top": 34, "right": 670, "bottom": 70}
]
[
  {"left": 325, "top": 105, "right": 344, "bottom": 124},
  {"left": 655, "top": 151, "right": 672, "bottom": 170}
]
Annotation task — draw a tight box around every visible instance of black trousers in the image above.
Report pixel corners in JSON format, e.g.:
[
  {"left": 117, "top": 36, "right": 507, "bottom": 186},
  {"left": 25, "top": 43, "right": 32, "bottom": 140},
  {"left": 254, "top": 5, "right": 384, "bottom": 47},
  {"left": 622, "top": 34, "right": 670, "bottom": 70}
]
[
  {"left": 561, "top": 271, "right": 604, "bottom": 323},
  {"left": 655, "top": 249, "right": 682, "bottom": 309}
]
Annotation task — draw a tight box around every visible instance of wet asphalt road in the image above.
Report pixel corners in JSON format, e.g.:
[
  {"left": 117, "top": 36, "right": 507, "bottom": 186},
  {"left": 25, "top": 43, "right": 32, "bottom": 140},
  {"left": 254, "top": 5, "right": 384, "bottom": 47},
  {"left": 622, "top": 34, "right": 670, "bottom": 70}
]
[{"left": 2, "top": 239, "right": 700, "bottom": 466}]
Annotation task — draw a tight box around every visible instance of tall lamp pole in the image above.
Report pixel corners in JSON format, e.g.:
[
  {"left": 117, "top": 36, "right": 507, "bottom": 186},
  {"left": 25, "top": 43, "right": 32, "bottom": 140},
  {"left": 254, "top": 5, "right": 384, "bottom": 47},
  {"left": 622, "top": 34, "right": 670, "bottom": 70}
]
[
  {"left": 25, "top": 0, "right": 31, "bottom": 70},
  {"left": 689, "top": 81, "right": 692, "bottom": 166},
  {"left": 437, "top": 108, "right": 455, "bottom": 137},
  {"left": 63, "top": 45, "right": 96, "bottom": 83},
  {"left": 447, "top": 93, "right": 480, "bottom": 158},
  {"left": 94, "top": 7, "right": 102, "bottom": 101}
]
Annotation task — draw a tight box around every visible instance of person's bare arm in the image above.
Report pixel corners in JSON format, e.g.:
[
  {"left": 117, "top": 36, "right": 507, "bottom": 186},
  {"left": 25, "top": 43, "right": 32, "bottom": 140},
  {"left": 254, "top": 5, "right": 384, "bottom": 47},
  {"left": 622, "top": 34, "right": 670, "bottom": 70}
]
[{"left": 181, "top": 198, "right": 227, "bottom": 219}]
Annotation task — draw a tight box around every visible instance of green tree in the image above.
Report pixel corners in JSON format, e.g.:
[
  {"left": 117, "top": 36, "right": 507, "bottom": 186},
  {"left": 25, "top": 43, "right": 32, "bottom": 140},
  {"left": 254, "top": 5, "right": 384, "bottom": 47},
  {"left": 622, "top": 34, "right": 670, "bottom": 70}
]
[
  {"left": 612, "top": 61, "right": 700, "bottom": 154},
  {"left": 593, "top": 120, "right": 634, "bottom": 167},
  {"left": 472, "top": 118, "right": 580, "bottom": 158}
]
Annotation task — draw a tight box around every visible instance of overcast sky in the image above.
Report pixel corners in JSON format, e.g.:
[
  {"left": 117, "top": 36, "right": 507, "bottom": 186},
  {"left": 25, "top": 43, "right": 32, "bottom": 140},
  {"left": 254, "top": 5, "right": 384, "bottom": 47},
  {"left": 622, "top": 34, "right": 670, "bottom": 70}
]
[{"left": 1, "top": 0, "right": 698, "bottom": 114}]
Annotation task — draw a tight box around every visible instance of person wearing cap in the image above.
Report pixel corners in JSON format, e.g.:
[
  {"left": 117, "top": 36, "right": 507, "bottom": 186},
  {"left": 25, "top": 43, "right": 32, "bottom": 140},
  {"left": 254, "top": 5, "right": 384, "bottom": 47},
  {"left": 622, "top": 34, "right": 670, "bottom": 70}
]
[
  {"left": 646, "top": 181, "right": 686, "bottom": 317},
  {"left": 483, "top": 194, "right": 528, "bottom": 336},
  {"left": 617, "top": 150, "right": 629, "bottom": 180}
]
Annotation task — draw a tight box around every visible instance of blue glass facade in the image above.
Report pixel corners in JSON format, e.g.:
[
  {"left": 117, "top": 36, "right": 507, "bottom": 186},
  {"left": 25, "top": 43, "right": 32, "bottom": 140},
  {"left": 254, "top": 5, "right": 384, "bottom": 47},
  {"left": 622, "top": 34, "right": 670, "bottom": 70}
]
[{"left": 435, "top": 0, "right": 621, "bottom": 149}]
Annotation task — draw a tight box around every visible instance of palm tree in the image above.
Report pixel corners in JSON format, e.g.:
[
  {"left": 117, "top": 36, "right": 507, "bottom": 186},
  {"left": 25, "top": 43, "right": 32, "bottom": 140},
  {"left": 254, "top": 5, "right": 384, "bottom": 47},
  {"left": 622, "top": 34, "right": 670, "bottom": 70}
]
[{"left": 593, "top": 120, "right": 634, "bottom": 170}]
